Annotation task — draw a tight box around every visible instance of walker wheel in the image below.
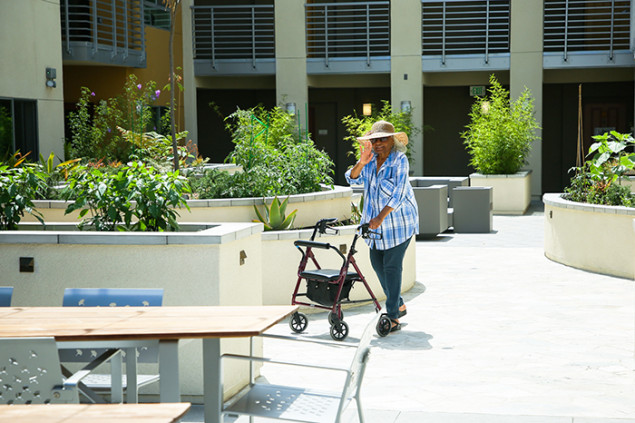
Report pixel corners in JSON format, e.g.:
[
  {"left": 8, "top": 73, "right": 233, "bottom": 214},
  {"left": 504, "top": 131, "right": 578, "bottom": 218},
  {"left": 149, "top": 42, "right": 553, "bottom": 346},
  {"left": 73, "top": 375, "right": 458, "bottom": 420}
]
[
  {"left": 289, "top": 312, "right": 308, "bottom": 333},
  {"left": 376, "top": 315, "right": 392, "bottom": 337},
  {"left": 327, "top": 311, "right": 343, "bottom": 325},
  {"left": 330, "top": 320, "right": 349, "bottom": 341}
]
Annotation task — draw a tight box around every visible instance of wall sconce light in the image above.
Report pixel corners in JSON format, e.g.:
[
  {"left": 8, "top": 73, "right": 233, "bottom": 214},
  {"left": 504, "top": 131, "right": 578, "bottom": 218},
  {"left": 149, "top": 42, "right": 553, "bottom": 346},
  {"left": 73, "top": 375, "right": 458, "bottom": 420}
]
[
  {"left": 285, "top": 102, "right": 296, "bottom": 115},
  {"left": 45, "top": 67, "right": 57, "bottom": 88},
  {"left": 400, "top": 101, "right": 411, "bottom": 112},
  {"left": 362, "top": 103, "right": 372, "bottom": 116}
]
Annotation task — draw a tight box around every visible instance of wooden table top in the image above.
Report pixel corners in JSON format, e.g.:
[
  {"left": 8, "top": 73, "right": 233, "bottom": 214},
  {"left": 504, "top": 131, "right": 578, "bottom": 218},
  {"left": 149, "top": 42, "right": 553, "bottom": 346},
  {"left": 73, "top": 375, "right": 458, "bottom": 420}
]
[
  {"left": 0, "top": 403, "right": 191, "bottom": 423},
  {"left": 0, "top": 306, "right": 298, "bottom": 341}
]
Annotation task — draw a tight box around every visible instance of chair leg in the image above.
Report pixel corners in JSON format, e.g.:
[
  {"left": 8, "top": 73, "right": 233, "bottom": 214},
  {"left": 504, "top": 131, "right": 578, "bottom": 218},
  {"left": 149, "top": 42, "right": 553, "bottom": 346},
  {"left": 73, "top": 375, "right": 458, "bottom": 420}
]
[{"left": 355, "top": 394, "right": 365, "bottom": 423}]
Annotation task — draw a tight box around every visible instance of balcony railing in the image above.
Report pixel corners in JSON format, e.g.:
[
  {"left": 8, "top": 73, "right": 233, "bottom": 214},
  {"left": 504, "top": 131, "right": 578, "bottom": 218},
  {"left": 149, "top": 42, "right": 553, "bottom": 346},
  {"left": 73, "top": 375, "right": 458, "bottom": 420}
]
[
  {"left": 192, "top": 4, "right": 275, "bottom": 73},
  {"left": 305, "top": 1, "right": 390, "bottom": 72},
  {"left": 544, "top": 0, "right": 633, "bottom": 67},
  {"left": 60, "top": 0, "right": 146, "bottom": 67},
  {"left": 422, "top": 0, "right": 510, "bottom": 70}
]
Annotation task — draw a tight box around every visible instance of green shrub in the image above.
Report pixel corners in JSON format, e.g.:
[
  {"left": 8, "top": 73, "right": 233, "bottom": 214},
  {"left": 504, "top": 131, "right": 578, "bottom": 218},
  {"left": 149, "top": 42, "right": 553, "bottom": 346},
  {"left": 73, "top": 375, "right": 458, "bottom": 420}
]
[
  {"left": 461, "top": 75, "right": 540, "bottom": 174},
  {"left": 564, "top": 131, "right": 635, "bottom": 207},
  {"left": 66, "top": 75, "right": 161, "bottom": 163},
  {"left": 0, "top": 155, "right": 45, "bottom": 230},
  {"left": 64, "top": 161, "right": 191, "bottom": 231},
  {"left": 190, "top": 106, "right": 334, "bottom": 199}
]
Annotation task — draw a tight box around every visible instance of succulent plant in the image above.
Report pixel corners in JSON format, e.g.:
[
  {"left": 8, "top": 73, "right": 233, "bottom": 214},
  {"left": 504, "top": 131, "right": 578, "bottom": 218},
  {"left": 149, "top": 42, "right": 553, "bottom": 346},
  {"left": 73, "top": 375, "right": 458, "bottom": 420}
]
[{"left": 253, "top": 195, "right": 297, "bottom": 231}]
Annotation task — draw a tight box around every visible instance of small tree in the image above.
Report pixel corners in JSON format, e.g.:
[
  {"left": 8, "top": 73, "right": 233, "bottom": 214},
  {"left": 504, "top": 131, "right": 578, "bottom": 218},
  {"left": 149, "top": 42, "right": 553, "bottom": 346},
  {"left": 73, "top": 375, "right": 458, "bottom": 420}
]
[
  {"left": 163, "top": 0, "right": 182, "bottom": 172},
  {"left": 461, "top": 75, "right": 540, "bottom": 175}
]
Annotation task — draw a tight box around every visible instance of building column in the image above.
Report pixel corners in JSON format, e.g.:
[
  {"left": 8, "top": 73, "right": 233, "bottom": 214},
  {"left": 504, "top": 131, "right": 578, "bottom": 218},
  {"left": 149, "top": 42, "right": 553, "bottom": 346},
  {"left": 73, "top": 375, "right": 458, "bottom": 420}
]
[
  {"left": 510, "top": 0, "right": 543, "bottom": 198},
  {"left": 274, "top": 0, "right": 308, "bottom": 129},
  {"left": 391, "top": 0, "right": 424, "bottom": 175},
  {"left": 181, "top": 0, "right": 198, "bottom": 147}
]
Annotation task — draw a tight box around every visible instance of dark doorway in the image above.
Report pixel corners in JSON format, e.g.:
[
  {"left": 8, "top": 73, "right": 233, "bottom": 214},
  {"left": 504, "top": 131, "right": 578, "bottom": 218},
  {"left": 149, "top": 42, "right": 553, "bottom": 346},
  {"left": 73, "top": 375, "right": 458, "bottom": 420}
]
[{"left": 308, "top": 102, "right": 341, "bottom": 184}]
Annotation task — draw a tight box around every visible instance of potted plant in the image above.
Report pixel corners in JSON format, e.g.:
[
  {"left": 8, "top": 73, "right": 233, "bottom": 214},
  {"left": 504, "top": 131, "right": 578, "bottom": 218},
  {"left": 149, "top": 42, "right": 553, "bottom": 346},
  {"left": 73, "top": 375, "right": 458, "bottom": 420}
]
[{"left": 461, "top": 75, "right": 540, "bottom": 214}]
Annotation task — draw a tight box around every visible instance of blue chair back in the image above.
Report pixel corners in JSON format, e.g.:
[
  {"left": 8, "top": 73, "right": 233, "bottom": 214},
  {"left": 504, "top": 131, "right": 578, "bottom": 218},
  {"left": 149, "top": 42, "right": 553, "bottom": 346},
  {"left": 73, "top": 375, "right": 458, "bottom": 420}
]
[
  {"left": 60, "top": 288, "right": 163, "bottom": 364},
  {"left": 62, "top": 288, "right": 163, "bottom": 307},
  {"left": 0, "top": 287, "right": 13, "bottom": 307}
]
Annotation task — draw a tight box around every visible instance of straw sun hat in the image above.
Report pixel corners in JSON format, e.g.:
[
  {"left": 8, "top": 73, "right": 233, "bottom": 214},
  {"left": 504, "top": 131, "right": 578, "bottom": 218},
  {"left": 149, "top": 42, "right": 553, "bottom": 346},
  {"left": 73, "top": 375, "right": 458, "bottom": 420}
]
[{"left": 356, "top": 120, "right": 408, "bottom": 152}]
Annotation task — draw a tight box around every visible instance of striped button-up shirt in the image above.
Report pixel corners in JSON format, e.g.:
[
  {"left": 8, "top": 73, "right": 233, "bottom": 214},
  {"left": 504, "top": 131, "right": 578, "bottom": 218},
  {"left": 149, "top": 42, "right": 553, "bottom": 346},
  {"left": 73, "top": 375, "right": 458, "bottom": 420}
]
[{"left": 345, "top": 150, "right": 419, "bottom": 250}]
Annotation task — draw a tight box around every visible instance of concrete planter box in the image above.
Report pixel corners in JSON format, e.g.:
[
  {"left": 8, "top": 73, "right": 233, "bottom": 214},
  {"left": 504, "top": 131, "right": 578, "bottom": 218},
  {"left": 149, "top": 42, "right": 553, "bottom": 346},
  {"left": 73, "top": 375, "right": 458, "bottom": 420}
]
[
  {"left": 0, "top": 222, "right": 264, "bottom": 402},
  {"left": 470, "top": 170, "right": 532, "bottom": 215},
  {"left": 618, "top": 175, "right": 635, "bottom": 193},
  {"left": 543, "top": 193, "right": 635, "bottom": 280},
  {"left": 25, "top": 185, "right": 353, "bottom": 229},
  {"left": 261, "top": 225, "right": 416, "bottom": 308}
]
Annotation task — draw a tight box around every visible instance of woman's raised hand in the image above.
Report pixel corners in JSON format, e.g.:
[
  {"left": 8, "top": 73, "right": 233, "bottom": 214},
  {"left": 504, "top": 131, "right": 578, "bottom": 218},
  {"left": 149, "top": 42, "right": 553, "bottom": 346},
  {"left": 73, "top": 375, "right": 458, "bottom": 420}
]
[{"left": 359, "top": 140, "right": 373, "bottom": 165}]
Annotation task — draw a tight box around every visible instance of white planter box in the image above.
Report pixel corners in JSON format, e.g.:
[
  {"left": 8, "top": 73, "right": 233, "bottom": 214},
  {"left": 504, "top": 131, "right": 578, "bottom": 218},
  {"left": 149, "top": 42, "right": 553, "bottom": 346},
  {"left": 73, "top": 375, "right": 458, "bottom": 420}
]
[
  {"left": 543, "top": 193, "right": 635, "bottom": 280},
  {"left": 26, "top": 185, "right": 353, "bottom": 229},
  {"left": 469, "top": 170, "right": 532, "bottom": 215},
  {"left": 0, "top": 223, "right": 263, "bottom": 402}
]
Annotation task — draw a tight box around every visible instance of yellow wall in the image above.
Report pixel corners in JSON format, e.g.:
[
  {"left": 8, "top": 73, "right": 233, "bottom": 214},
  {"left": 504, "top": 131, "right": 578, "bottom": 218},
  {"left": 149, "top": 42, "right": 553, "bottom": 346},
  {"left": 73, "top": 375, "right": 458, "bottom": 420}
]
[{"left": 62, "top": 7, "right": 186, "bottom": 131}]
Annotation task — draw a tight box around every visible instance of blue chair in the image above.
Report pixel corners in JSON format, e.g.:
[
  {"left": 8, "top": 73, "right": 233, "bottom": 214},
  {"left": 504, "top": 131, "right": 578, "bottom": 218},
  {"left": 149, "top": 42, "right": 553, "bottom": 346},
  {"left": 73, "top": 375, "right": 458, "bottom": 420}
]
[
  {"left": 0, "top": 287, "right": 13, "bottom": 307},
  {"left": 59, "top": 288, "right": 164, "bottom": 403}
]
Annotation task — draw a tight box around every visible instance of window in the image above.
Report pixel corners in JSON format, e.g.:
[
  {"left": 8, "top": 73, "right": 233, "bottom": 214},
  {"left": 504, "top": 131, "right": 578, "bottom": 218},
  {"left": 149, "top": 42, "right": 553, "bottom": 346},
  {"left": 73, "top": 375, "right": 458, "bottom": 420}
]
[
  {"left": 144, "top": 0, "right": 171, "bottom": 30},
  {"left": 0, "top": 99, "right": 38, "bottom": 160}
]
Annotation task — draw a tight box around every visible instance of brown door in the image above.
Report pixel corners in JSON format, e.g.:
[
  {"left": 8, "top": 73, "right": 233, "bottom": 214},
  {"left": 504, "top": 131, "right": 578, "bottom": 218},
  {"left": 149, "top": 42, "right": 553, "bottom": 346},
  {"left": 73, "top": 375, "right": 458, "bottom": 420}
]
[{"left": 583, "top": 102, "right": 628, "bottom": 153}]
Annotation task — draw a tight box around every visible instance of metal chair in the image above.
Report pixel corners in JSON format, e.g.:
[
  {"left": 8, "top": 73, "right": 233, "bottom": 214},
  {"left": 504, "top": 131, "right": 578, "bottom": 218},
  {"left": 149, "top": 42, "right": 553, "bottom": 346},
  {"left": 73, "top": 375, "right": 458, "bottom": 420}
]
[
  {"left": 222, "top": 313, "right": 379, "bottom": 423},
  {"left": 0, "top": 337, "right": 118, "bottom": 405},
  {"left": 0, "top": 287, "right": 13, "bottom": 306},
  {"left": 59, "top": 288, "right": 164, "bottom": 403}
]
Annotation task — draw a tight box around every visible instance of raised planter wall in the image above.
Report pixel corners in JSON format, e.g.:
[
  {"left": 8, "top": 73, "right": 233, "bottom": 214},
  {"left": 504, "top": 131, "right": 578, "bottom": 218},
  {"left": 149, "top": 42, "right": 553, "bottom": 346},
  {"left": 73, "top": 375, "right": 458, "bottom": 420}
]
[
  {"left": 470, "top": 170, "right": 531, "bottom": 215},
  {"left": 0, "top": 222, "right": 264, "bottom": 402},
  {"left": 25, "top": 185, "right": 353, "bottom": 229},
  {"left": 543, "top": 193, "right": 635, "bottom": 280},
  {"left": 261, "top": 225, "right": 416, "bottom": 308}
]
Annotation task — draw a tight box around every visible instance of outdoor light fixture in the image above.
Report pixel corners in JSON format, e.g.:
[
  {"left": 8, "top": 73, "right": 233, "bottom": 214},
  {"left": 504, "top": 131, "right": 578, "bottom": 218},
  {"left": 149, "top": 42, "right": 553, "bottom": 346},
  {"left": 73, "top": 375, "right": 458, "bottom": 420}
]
[
  {"left": 401, "top": 101, "right": 411, "bottom": 112},
  {"left": 285, "top": 102, "right": 296, "bottom": 115},
  {"left": 362, "top": 103, "right": 372, "bottom": 116},
  {"left": 45, "top": 67, "right": 57, "bottom": 88}
]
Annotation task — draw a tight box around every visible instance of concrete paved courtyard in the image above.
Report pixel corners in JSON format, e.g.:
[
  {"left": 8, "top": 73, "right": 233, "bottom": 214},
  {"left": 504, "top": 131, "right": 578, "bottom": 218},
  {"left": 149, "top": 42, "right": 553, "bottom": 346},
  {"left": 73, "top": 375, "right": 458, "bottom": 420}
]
[{"left": 184, "top": 202, "right": 635, "bottom": 422}]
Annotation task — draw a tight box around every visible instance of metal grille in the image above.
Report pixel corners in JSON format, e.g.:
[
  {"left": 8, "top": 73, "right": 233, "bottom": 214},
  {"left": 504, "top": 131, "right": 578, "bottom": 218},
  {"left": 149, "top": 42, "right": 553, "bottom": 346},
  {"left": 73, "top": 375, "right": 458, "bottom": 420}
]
[
  {"left": 544, "top": 0, "right": 631, "bottom": 59},
  {"left": 192, "top": 5, "right": 275, "bottom": 66},
  {"left": 305, "top": 1, "right": 390, "bottom": 65},
  {"left": 422, "top": 0, "right": 510, "bottom": 62},
  {"left": 60, "top": 0, "right": 145, "bottom": 58}
]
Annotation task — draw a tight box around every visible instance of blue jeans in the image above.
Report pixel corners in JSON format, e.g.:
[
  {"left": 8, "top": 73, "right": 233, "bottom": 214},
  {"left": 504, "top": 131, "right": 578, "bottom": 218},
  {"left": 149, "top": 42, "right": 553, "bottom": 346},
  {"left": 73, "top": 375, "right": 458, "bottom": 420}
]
[{"left": 369, "top": 237, "right": 411, "bottom": 320}]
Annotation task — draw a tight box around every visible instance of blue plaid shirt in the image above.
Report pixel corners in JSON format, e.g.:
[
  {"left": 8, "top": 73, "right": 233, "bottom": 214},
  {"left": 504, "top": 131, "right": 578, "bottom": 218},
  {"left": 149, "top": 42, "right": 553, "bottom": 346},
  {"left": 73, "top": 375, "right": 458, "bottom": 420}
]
[{"left": 346, "top": 150, "right": 419, "bottom": 250}]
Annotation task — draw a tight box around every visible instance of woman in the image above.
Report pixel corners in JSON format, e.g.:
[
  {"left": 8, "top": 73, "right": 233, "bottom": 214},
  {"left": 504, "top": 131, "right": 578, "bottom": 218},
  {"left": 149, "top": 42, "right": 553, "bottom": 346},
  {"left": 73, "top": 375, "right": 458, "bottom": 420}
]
[{"left": 345, "top": 120, "right": 419, "bottom": 333}]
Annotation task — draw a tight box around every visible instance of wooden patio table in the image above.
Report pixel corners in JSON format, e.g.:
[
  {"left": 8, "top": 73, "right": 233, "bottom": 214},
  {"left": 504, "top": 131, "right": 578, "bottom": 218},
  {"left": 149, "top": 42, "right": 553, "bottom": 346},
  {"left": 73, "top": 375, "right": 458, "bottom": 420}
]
[
  {"left": 0, "top": 305, "right": 298, "bottom": 423},
  {"left": 0, "top": 403, "right": 191, "bottom": 423}
]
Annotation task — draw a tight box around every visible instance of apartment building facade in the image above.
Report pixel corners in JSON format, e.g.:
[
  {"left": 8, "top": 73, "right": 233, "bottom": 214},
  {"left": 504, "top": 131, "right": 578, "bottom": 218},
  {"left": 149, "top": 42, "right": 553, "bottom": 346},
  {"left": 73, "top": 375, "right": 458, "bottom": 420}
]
[{"left": 1, "top": 0, "right": 633, "bottom": 197}]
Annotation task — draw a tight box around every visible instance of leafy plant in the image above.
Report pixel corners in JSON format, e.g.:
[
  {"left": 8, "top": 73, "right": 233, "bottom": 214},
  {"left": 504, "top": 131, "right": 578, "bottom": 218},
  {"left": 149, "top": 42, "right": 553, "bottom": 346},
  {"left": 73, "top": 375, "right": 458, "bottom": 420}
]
[
  {"left": 350, "top": 194, "right": 364, "bottom": 225},
  {"left": 461, "top": 74, "right": 540, "bottom": 174},
  {"left": 253, "top": 196, "right": 297, "bottom": 231},
  {"left": 64, "top": 161, "right": 191, "bottom": 231},
  {"left": 564, "top": 131, "right": 635, "bottom": 207},
  {"left": 342, "top": 100, "right": 424, "bottom": 164},
  {"left": 0, "top": 154, "right": 45, "bottom": 229},
  {"left": 35, "top": 152, "right": 81, "bottom": 200},
  {"left": 189, "top": 106, "right": 333, "bottom": 199},
  {"left": 118, "top": 127, "right": 207, "bottom": 171},
  {"left": 66, "top": 75, "right": 162, "bottom": 163}
]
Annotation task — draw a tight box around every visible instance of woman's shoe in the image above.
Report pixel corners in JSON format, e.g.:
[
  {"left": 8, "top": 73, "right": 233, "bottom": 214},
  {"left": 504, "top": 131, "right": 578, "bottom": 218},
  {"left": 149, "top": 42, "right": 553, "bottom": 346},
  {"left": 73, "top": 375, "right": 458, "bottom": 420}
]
[
  {"left": 390, "top": 319, "right": 401, "bottom": 332},
  {"left": 398, "top": 304, "right": 407, "bottom": 318}
]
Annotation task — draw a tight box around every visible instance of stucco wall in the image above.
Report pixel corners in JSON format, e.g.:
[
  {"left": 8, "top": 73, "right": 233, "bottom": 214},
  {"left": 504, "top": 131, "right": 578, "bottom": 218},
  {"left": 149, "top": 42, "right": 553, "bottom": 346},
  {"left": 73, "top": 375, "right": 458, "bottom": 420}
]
[
  {"left": 543, "top": 194, "right": 635, "bottom": 280},
  {"left": 0, "top": 0, "right": 65, "bottom": 160},
  {"left": 0, "top": 223, "right": 263, "bottom": 401}
]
